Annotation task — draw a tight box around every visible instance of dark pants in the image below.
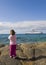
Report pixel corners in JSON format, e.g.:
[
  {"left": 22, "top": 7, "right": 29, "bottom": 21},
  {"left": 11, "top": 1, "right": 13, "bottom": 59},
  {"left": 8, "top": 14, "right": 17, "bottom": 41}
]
[{"left": 9, "top": 45, "right": 16, "bottom": 57}]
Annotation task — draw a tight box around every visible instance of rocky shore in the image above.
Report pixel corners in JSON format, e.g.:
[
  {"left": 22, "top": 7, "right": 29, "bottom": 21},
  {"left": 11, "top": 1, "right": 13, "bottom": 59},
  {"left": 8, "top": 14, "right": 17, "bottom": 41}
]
[{"left": 0, "top": 42, "right": 46, "bottom": 65}]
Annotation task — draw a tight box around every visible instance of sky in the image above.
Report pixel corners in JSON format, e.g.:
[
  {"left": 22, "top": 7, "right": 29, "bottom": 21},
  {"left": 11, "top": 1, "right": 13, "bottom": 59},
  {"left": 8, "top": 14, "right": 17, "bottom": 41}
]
[{"left": 0, "top": 0, "right": 46, "bottom": 34}]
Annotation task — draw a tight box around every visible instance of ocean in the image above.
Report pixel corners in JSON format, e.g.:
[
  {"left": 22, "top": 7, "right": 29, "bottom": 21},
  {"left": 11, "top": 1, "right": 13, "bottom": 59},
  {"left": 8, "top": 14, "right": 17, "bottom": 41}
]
[{"left": 0, "top": 34, "right": 46, "bottom": 44}]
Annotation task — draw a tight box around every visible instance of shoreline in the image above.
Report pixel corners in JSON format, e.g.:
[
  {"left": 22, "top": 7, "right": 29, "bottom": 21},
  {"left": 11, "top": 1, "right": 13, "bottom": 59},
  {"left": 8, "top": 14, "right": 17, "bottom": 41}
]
[{"left": 0, "top": 41, "right": 46, "bottom": 45}]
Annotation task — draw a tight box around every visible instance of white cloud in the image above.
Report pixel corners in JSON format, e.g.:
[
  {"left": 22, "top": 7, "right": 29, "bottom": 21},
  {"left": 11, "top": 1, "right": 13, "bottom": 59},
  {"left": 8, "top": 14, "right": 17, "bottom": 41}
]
[{"left": 0, "top": 21, "right": 46, "bottom": 34}]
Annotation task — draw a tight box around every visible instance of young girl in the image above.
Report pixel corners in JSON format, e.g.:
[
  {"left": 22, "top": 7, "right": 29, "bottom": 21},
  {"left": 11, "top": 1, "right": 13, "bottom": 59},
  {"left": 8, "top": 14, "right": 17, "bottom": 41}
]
[{"left": 8, "top": 29, "right": 16, "bottom": 58}]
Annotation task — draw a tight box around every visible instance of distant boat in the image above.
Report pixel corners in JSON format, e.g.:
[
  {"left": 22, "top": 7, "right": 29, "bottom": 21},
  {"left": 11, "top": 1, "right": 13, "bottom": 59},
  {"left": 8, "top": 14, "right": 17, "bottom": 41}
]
[{"left": 25, "top": 29, "right": 43, "bottom": 34}]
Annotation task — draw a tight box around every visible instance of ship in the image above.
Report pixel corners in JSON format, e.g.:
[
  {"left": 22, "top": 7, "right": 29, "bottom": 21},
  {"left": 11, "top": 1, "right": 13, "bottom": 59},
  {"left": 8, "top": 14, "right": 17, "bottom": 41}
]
[{"left": 25, "top": 29, "right": 43, "bottom": 34}]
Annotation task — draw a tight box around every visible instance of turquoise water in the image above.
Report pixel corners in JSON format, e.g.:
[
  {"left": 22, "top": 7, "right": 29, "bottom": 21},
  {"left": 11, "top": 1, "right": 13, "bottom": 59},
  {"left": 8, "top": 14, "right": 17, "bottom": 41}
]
[{"left": 0, "top": 34, "right": 46, "bottom": 44}]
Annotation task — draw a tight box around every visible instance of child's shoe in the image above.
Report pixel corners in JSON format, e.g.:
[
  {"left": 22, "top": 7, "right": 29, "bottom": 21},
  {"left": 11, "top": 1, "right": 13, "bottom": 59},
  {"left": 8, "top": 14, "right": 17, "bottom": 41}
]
[
  {"left": 13, "top": 55, "right": 16, "bottom": 59},
  {"left": 10, "top": 56, "right": 13, "bottom": 58}
]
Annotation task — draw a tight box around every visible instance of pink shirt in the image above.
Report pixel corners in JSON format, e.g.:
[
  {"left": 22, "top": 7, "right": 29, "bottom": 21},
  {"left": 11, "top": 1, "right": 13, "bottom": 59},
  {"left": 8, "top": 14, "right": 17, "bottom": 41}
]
[{"left": 8, "top": 35, "right": 16, "bottom": 45}]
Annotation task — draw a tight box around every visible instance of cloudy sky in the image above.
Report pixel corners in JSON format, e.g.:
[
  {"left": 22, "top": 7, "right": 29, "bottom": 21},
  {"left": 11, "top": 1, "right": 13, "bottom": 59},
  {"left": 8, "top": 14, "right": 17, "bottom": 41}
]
[{"left": 0, "top": 0, "right": 46, "bottom": 34}]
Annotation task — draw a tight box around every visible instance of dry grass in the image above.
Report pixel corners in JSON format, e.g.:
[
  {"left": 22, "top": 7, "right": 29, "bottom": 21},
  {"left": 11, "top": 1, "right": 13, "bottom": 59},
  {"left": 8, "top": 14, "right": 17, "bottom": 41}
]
[{"left": 21, "top": 60, "right": 33, "bottom": 65}]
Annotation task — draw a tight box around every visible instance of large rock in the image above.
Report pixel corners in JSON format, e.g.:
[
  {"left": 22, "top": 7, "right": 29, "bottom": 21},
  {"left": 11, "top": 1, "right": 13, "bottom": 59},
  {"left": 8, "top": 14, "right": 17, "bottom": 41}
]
[
  {"left": 0, "top": 43, "right": 46, "bottom": 65},
  {"left": 0, "top": 55, "right": 22, "bottom": 65}
]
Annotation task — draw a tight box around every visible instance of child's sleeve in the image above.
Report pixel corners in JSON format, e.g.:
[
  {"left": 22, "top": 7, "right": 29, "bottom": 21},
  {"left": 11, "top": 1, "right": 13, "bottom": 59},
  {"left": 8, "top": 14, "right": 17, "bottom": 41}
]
[{"left": 8, "top": 36, "right": 10, "bottom": 40}]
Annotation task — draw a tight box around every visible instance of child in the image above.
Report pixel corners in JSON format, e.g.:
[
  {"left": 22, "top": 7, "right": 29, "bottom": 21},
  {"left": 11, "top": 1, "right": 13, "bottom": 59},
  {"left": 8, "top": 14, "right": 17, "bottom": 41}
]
[{"left": 8, "top": 29, "right": 16, "bottom": 58}]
